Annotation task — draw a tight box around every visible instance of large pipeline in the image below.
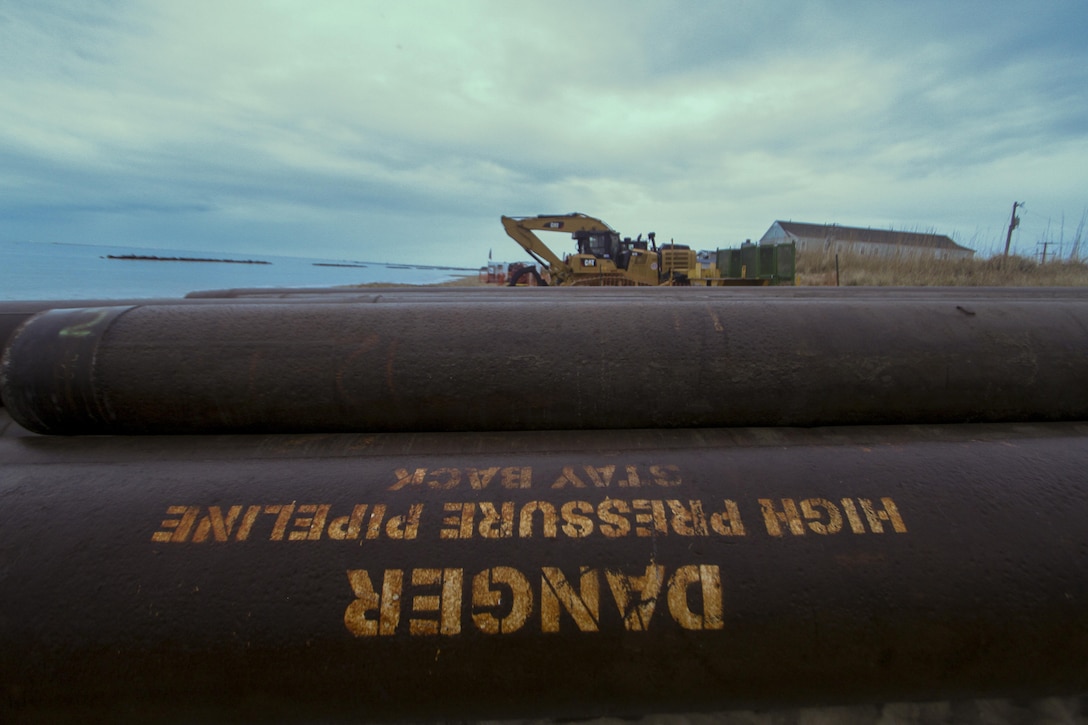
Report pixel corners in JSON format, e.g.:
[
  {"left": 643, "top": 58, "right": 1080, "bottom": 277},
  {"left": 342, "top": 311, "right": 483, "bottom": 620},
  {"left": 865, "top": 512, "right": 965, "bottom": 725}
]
[
  {"left": 7, "top": 286, "right": 1088, "bottom": 368},
  {"left": 1, "top": 411, "right": 1088, "bottom": 721},
  {"left": 3, "top": 295, "right": 1088, "bottom": 434},
  {"left": 9, "top": 288, "right": 1088, "bottom": 349}
]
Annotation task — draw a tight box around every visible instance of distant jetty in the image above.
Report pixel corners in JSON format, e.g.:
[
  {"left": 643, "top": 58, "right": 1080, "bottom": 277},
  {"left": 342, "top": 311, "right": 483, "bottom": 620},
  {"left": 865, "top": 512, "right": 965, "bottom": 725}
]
[
  {"left": 313, "top": 262, "right": 368, "bottom": 268},
  {"left": 106, "top": 254, "right": 270, "bottom": 265}
]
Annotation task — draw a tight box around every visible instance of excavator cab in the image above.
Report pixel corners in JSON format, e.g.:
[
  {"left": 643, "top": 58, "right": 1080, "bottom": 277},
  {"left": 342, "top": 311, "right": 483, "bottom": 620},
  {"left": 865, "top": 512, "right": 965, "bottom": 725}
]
[
  {"left": 574, "top": 230, "right": 657, "bottom": 272},
  {"left": 573, "top": 230, "right": 622, "bottom": 263}
]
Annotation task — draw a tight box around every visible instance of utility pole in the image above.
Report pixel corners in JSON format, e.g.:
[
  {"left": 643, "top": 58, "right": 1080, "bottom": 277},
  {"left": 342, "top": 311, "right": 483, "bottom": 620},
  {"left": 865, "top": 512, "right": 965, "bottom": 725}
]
[{"left": 1003, "top": 201, "right": 1023, "bottom": 258}]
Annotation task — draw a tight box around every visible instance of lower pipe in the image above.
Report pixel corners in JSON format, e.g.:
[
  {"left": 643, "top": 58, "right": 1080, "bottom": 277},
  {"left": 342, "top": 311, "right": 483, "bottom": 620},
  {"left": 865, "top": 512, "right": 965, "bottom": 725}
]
[{"left": 2, "top": 416, "right": 1087, "bottom": 720}]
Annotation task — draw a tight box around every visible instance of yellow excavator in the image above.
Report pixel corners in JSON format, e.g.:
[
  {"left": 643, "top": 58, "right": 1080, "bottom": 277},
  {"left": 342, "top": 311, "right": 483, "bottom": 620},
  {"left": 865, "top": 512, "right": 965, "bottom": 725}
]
[{"left": 500, "top": 213, "right": 719, "bottom": 286}]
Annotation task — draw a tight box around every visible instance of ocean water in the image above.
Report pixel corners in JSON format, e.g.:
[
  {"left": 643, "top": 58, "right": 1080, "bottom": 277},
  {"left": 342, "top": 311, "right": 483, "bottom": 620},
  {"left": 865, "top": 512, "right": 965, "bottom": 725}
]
[{"left": 0, "top": 239, "right": 476, "bottom": 300}]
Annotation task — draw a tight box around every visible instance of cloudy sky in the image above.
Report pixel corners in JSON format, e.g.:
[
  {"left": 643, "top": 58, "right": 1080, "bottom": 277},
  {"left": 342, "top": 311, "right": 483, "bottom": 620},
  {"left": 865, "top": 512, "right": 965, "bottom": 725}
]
[{"left": 3, "top": 0, "right": 1086, "bottom": 266}]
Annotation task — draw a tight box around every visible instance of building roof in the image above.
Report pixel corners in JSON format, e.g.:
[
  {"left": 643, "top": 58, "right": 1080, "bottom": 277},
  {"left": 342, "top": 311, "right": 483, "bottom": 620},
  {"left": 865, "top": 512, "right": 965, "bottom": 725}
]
[{"left": 775, "top": 221, "right": 973, "bottom": 253}]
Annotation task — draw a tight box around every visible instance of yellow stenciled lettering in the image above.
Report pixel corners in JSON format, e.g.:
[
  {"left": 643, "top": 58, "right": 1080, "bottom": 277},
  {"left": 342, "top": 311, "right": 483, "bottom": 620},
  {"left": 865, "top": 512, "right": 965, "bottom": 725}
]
[
  {"left": 501, "top": 466, "right": 532, "bottom": 489},
  {"left": 233, "top": 505, "right": 262, "bottom": 541},
  {"left": 667, "top": 564, "right": 723, "bottom": 630},
  {"left": 365, "top": 504, "right": 387, "bottom": 539},
  {"left": 409, "top": 568, "right": 463, "bottom": 636},
  {"left": 666, "top": 499, "right": 708, "bottom": 536},
  {"left": 478, "top": 502, "right": 515, "bottom": 539},
  {"left": 617, "top": 465, "right": 643, "bottom": 487},
  {"left": 288, "top": 504, "right": 331, "bottom": 541},
  {"left": 551, "top": 466, "right": 587, "bottom": 489},
  {"left": 385, "top": 504, "right": 423, "bottom": 540},
  {"left": 151, "top": 505, "right": 200, "bottom": 543},
  {"left": 541, "top": 567, "right": 599, "bottom": 632},
  {"left": 858, "top": 497, "right": 908, "bottom": 533},
  {"left": 649, "top": 464, "right": 682, "bottom": 487},
  {"left": 440, "top": 502, "right": 475, "bottom": 540},
  {"left": 327, "top": 504, "right": 368, "bottom": 541},
  {"left": 709, "top": 500, "right": 746, "bottom": 536},
  {"left": 605, "top": 565, "right": 665, "bottom": 631},
  {"left": 597, "top": 498, "right": 632, "bottom": 538},
  {"left": 582, "top": 465, "right": 616, "bottom": 487},
  {"left": 632, "top": 499, "right": 668, "bottom": 537},
  {"left": 559, "top": 501, "right": 595, "bottom": 537},
  {"left": 265, "top": 503, "right": 297, "bottom": 541},
  {"left": 471, "top": 566, "right": 532, "bottom": 634},
  {"left": 518, "top": 501, "right": 558, "bottom": 538},
  {"left": 345, "top": 563, "right": 727, "bottom": 638},
  {"left": 759, "top": 498, "right": 805, "bottom": 537},
  {"left": 344, "top": 569, "right": 403, "bottom": 636},
  {"left": 192, "top": 505, "right": 244, "bottom": 543},
  {"left": 840, "top": 498, "right": 867, "bottom": 534},
  {"left": 467, "top": 467, "right": 500, "bottom": 490},
  {"left": 425, "top": 468, "right": 461, "bottom": 490},
  {"left": 389, "top": 468, "right": 427, "bottom": 491},
  {"left": 800, "top": 498, "right": 843, "bottom": 535}
]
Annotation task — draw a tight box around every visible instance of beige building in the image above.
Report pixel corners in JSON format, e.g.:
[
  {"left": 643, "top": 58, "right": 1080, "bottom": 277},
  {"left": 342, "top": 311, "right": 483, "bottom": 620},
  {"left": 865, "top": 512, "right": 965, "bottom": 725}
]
[{"left": 759, "top": 221, "right": 975, "bottom": 260}]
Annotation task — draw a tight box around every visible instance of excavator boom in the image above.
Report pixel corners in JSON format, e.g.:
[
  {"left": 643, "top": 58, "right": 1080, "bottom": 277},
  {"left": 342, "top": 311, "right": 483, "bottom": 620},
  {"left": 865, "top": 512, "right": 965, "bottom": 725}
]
[{"left": 501, "top": 213, "right": 618, "bottom": 284}]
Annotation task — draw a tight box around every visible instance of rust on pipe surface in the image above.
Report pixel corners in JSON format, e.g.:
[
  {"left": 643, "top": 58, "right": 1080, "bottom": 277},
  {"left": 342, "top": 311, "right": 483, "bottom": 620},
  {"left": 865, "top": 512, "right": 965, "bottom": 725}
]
[
  {"left": 1, "top": 414, "right": 1087, "bottom": 720},
  {"left": 6, "top": 288, "right": 1088, "bottom": 384},
  {"left": 3, "top": 297, "right": 1088, "bottom": 434}
]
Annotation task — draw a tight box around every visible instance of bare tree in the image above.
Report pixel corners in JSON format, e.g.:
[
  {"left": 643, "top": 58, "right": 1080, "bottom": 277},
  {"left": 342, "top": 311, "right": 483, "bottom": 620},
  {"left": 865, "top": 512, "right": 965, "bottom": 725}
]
[{"left": 1070, "top": 207, "right": 1086, "bottom": 261}]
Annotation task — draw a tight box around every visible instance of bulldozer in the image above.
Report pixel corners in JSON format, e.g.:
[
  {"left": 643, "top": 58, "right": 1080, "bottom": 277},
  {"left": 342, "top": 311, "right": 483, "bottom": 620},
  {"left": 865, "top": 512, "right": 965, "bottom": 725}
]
[{"left": 501, "top": 213, "right": 726, "bottom": 286}]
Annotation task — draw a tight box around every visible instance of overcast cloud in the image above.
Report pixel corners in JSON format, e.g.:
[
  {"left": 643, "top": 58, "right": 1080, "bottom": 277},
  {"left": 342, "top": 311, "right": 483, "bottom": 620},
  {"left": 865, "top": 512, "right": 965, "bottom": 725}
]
[{"left": 2, "top": 0, "right": 1086, "bottom": 265}]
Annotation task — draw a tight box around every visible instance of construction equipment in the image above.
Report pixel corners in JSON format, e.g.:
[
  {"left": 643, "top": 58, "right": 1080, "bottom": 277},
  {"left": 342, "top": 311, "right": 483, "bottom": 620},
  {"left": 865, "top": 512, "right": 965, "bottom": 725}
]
[
  {"left": 716, "top": 240, "right": 797, "bottom": 284},
  {"left": 501, "top": 213, "right": 728, "bottom": 286}
]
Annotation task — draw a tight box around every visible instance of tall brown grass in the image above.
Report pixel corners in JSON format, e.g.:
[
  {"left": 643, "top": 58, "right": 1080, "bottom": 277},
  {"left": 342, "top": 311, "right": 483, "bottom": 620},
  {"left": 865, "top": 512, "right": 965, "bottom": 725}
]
[{"left": 797, "top": 250, "right": 1088, "bottom": 286}]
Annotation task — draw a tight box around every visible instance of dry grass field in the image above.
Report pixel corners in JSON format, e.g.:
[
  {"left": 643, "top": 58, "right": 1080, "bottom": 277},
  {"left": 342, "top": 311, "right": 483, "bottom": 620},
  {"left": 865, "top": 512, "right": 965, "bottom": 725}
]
[
  {"left": 431, "top": 249, "right": 1088, "bottom": 288},
  {"left": 796, "top": 249, "right": 1088, "bottom": 287}
]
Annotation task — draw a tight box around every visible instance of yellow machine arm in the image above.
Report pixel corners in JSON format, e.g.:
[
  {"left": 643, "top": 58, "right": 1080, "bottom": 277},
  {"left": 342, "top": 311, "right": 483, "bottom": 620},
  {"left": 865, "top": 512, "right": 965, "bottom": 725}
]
[{"left": 500, "top": 213, "right": 617, "bottom": 285}]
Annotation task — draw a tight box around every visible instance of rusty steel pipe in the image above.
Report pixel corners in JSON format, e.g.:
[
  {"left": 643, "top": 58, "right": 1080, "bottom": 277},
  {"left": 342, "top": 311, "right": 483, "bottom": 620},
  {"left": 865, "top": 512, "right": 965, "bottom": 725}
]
[
  {"left": 4, "top": 296, "right": 1088, "bottom": 435},
  {"left": 6, "top": 287, "right": 1088, "bottom": 358},
  {"left": 7, "top": 287, "right": 1088, "bottom": 362},
  {"left": 1, "top": 414, "right": 1088, "bottom": 720}
]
